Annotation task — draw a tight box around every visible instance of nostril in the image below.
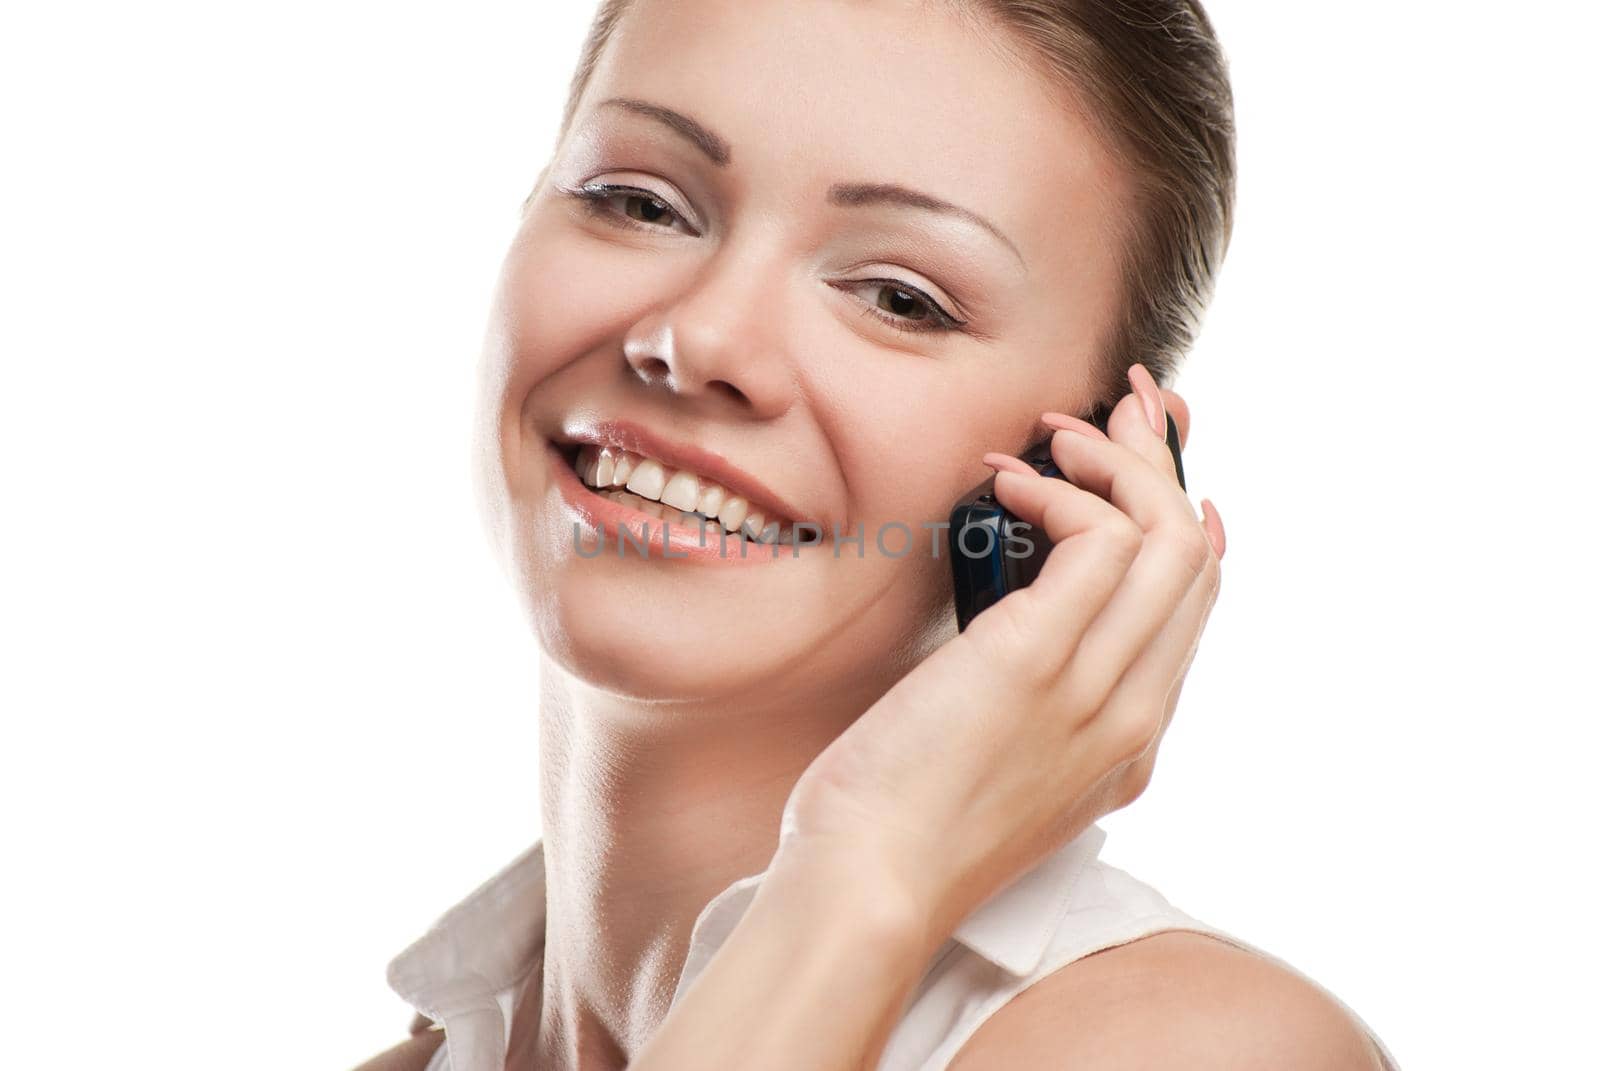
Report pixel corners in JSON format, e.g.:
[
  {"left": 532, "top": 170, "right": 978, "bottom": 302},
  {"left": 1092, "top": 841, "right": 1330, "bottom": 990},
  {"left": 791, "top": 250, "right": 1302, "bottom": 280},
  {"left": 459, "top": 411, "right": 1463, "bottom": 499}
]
[
  {"left": 633, "top": 356, "right": 672, "bottom": 385},
  {"left": 707, "top": 380, "right": 747, "bottom": 406}
]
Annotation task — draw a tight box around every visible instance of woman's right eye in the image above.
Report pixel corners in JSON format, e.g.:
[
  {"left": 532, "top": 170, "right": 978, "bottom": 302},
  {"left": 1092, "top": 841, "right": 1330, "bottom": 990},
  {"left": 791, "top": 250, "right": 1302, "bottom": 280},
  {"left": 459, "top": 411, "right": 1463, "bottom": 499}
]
[{"left": 564, "top": 182, "right": 698, "bottom": 237}]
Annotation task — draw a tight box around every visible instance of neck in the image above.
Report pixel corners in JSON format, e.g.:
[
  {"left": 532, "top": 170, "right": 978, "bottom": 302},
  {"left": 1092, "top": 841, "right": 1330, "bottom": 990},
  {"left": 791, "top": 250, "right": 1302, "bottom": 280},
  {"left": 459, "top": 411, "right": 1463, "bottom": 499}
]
[{"left": 526, "top": 654, "right": 892, "bottom": 1071}]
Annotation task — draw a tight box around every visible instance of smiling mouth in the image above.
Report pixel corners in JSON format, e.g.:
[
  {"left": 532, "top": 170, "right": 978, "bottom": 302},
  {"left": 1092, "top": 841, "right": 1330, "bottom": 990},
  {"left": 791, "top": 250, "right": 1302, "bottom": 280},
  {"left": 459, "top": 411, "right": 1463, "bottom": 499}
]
[{"left": 554, "top": 441, "right": 820, "bottom": 547}]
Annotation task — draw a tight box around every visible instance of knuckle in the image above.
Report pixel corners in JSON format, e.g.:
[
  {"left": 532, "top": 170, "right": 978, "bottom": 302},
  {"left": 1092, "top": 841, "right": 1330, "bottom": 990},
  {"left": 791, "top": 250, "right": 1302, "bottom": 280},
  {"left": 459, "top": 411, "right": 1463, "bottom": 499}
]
[
  {"left": 1093, "top": 516, "right": 1143, "bottom": 567},
  {"left": 1104, "top": 709, "right": 1160, "bottom": 766},
  {"left": 1152, "top": 525, "right": 1211, "bottom": 582},
  {"left": 968, "top": 595, "right": 1051, "bottom": 677},
  {"left": 1059, "top": 675, "right": 1104, "bottom": 725},
  {"left": 1199, "top": 553, "right": 1222, "bottom": 602},
  {"left": 1176, "top": 529, "right": 1213, "bottom": 579},
  {"left": 1118, "top": 758, "right": 1155, "bottom": 808}
]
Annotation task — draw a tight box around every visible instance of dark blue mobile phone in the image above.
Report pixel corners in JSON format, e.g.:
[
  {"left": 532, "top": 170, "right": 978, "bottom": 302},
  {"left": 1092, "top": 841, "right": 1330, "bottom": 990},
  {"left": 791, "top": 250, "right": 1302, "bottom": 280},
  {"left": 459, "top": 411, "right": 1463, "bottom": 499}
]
[{"left": 948, "top": 406, "right": 1186, "bottom": 632}]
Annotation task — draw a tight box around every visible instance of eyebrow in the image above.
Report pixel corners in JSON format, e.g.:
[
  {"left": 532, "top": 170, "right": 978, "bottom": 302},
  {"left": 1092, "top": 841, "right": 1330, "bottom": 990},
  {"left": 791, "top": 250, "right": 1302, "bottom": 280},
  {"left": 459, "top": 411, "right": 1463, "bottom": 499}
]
[{"left": 596, "top": 96, "right": 1025, "bottom": 269}]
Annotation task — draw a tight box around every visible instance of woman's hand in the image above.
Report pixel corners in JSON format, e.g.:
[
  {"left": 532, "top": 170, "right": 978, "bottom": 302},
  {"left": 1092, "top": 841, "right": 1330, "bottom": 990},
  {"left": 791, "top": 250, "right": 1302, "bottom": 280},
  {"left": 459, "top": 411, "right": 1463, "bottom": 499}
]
[{"left": 776, "top": 364, "right": 1227, "bottom": 952}]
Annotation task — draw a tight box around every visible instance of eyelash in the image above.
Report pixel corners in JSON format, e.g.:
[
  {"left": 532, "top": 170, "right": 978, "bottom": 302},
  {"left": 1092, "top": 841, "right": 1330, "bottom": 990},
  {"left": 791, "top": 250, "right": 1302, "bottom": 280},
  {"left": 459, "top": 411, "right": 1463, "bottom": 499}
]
[{"left": 561, "top": 182, "right": 969, "bottom": 336}]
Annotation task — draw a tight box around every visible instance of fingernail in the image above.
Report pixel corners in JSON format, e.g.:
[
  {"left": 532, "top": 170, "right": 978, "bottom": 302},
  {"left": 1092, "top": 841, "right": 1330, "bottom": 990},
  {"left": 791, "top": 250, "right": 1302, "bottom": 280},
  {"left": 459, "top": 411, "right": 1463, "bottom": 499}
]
[
  {"left": 1040, "top": 412, "right": 1106, "bottom": 439},
  {"left": 1128, "top": 364, "right": 1166, "bottom": 438},
  {"left": 982, "top": 452, "right": 1036, "bottom": 476}
]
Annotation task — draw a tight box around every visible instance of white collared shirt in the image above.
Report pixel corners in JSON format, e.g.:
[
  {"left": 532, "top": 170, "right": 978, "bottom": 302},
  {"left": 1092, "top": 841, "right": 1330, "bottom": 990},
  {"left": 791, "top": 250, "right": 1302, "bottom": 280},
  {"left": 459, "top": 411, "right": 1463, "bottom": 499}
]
[{"left": 387, "top": 825, "right": 1399, "bottom": 1070}]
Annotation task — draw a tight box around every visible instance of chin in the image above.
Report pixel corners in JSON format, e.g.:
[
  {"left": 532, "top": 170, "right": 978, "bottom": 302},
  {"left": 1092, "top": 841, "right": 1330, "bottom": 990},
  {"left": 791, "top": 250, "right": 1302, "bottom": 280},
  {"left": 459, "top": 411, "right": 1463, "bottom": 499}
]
[{"left": 522, "top": 564, "right": 782, "bottom": 702}]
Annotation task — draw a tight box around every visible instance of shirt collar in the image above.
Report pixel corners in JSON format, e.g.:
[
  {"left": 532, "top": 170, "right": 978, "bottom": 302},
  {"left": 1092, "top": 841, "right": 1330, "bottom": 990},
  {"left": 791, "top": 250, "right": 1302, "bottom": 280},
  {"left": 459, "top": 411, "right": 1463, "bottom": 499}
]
[
  {"left": 386, "top": 840, "right": 549, "bottom": 1022},
  {"left": 388, "top": 824, "right": 1107, "bottom": 1022},
  {"left": 952, "top": 823, "right": 1107, "bottom": 975}
]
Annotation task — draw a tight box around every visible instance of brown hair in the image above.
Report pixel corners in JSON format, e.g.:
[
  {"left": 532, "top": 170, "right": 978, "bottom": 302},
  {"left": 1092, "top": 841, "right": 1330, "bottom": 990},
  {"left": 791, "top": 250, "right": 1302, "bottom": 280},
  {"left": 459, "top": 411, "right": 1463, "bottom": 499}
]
[{"left": 546, "top": 0, "right": 1235, "bottom": 397}]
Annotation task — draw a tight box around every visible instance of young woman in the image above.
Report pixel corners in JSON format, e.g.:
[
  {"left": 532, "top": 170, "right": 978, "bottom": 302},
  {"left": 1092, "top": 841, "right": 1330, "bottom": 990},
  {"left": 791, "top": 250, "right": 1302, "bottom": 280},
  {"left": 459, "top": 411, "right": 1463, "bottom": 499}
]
[{"left": 366, "top": 1, "right": 1397, "bottom": 1068}]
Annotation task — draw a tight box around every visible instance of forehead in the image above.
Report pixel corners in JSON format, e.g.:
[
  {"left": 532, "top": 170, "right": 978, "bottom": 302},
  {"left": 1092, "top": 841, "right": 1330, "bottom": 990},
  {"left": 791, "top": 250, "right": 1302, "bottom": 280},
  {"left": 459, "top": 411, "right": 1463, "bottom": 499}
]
[{"left": 578, "top": 0, "right": 1132, "bottom": 280}]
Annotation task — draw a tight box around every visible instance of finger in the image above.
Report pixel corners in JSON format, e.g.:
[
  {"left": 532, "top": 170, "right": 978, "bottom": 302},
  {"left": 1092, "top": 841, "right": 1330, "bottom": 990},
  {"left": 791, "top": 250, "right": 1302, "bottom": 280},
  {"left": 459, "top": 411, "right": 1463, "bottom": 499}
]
[
  {"left": 1091, "top": 544, "right": 1220, "bottom": 768},
  {"left": 1099, "top": 390, "right": 1178, "bottom": 485},
  {"left": 1121, "top": 364, "right": 1181, "bottom": 485},
  {"left": 978, "top": 467, "right": 1138, "bottom": 667},
  {"left": 1094, "top": 541, "right": 1219, "bottom": 815},
  {"left": 982, "top": 451, "right": 1038, "bottom": 477},
  {"left": 1042, "top": 369, "right": 1185, "bottom": 479},
  {"left": 1046, "top": 428, "right": 1195, "bottom": 536},
  {"left": 1063, "top": 498, "right": 1216, "bottom": 715},
  {"left": 1039, "top": 411, "right": 1110, "bottom": 442}
]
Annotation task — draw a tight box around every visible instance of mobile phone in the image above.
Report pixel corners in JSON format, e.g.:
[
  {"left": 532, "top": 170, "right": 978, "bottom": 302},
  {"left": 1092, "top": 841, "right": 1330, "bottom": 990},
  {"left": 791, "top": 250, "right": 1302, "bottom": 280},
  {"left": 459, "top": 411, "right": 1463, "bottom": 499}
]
[{"left": 948, "top": 405, "right": 1186, "bottom": 632}]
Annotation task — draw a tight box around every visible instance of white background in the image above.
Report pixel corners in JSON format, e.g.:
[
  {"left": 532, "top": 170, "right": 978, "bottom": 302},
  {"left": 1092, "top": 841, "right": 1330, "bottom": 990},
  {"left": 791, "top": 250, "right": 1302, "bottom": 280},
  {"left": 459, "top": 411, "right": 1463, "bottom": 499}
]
[{"left": 3, "top": 2, "right": 1595, "bottom": 1068}]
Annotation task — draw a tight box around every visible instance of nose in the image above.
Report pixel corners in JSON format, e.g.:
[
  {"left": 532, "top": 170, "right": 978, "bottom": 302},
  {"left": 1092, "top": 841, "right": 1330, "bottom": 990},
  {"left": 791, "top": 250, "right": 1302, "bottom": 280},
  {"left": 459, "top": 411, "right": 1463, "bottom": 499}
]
[{"left": 622, "top": 253, "right": 797, "bottom": 420}]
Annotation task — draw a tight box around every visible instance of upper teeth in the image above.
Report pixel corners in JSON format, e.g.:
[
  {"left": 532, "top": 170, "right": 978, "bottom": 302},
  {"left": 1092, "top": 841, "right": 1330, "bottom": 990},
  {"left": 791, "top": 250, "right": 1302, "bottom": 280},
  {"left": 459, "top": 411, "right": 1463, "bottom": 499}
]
[{"left": 572, "top": 444, "right": 794, "bottom": 545}]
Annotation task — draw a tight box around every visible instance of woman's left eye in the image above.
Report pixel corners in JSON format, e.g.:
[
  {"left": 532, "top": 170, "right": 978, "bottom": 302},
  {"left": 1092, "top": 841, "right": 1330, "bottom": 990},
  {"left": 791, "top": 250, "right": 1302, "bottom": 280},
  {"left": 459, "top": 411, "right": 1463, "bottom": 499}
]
[
  {"left": 565, "top": 182, "right": 697, "bottom": 236},
  {"left": 837, "top": 280, "right": 967, "bottom": 335}
]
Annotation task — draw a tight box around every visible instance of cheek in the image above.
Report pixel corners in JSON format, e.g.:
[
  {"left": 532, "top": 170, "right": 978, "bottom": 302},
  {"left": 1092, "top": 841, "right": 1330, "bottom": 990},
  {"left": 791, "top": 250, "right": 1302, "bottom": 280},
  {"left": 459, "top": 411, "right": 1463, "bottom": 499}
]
[
  {"left": 827, "top": 361, "right": 1027, "bottom": 534},
  {"left": 478, "top": 219, "right": 683, "bottom": 502},
  {"left": 474, "top": 220, "right": 635, "bottom": 565},
  {"left": 484, "top": 222, "right": 643, "bottom": 404}
]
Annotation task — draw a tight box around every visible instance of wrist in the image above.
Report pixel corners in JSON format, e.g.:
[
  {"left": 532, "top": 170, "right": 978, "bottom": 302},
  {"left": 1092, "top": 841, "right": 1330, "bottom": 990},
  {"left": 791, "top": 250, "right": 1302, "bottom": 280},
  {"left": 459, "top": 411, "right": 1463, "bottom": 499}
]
[{"left": 765, "top": 840, "right": 948, "bottom": 968}]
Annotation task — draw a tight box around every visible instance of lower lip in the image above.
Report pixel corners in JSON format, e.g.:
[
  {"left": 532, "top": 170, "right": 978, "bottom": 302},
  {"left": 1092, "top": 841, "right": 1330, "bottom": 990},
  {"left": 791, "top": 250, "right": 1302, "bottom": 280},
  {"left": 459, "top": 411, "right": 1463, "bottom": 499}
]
[{"left": 546, "top": 440, "right": 798, "bottom": 566}]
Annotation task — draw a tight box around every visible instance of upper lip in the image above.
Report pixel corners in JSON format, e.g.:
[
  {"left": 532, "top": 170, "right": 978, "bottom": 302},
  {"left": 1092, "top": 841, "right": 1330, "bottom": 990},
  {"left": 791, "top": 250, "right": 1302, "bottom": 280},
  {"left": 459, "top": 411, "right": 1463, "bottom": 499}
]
[{"left": 553, "top": 417, "right": 814, "bottom": 527}]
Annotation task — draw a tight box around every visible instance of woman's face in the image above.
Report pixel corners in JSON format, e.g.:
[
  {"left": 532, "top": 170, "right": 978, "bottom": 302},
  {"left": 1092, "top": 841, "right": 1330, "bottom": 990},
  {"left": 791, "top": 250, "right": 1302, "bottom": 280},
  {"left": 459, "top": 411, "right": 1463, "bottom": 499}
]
[{"left": 478, "top": 0, "right": 1135, "bottom": 703}]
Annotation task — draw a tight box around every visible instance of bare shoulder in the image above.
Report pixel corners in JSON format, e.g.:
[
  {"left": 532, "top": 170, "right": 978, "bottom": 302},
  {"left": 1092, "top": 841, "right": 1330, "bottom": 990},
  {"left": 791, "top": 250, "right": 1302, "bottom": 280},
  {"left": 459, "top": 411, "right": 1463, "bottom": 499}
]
[{"left": 946, "top": 930, "right": 1386, "bottom": 1071}]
